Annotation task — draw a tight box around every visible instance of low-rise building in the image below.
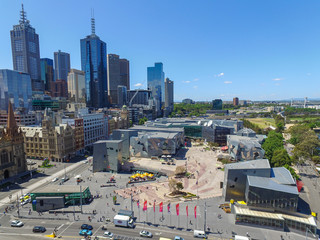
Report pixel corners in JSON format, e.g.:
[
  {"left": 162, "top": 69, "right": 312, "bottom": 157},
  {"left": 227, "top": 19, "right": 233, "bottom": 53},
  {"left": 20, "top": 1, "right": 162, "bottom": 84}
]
[
  {"left": 21, "top": 112, "right": 74, "bottom": 162},
  {"left": 61, "top": 118, "right": 84, "bottom": 154}
]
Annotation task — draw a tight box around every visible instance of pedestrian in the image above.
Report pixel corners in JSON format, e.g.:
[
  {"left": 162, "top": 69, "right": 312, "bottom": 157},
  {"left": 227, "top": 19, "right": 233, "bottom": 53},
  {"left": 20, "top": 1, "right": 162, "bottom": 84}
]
[{"left": 3, "top": 211, "right": 5, "bottom": 216}]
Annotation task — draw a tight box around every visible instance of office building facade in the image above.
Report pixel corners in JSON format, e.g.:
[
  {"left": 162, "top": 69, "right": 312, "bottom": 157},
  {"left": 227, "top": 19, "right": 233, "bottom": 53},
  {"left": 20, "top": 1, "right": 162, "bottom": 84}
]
[
  {"left": 0, "top": 69, "right": 32, "bottom": 111},
  {"left": 233, "top": 97, "right": 239, "bottom": 106},
  {"left": 40, "top": 58, "right": 54, "bottom": 92},
  {"left": 10, "top": 4, "right": 43, "bottom": 91},
  {"left": 107, "top": 54, "right": 121, "bottom": 105},
  {"left": 67, "top": 69, "right": 86, "bottom": 103},
  {"left": 164, "top": 78, "right": 174, "bottom": 116},
  {"left": 147, "top": 63, "right": 165, "bottom": 116},
  {"left": 80, "top": 17, "right": 108, "bottom": 108},
  {"left": 119, "top": 58, "right": 130, "bottom": 90},
  {"left": 117, "top": 86, "right": 127, "bottom": 108},
  {"left": 50, "top": 79, "right": 68, "bottom": 98},
  {"left": 54, "top": 50, "right": 70, "bottom": 81},
  {"left": 127, "top": 90, "right": 151, "bottom": 106}
]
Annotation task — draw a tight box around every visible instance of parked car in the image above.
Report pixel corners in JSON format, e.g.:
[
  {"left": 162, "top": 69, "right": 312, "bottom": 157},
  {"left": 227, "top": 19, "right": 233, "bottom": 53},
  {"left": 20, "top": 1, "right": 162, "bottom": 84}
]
[
  {"left": 81, "top": 224, "right": 93, "bottom": 230},
  {"left": 33, "top": 226, "right": 46, "bottom": 233},
  {"left": 140, "top": 230, "right": 153, "bottom": 238},
  {"left": 103, "top": 231, "right": 114, "bottom": 238},
  {"left": 102, "top": 225, "right": 108, "bottom": 230},
  {"left": 79, "top": 229, "right": 92, "bottom": 236},
  {"left": 11, "top": 220, "right": 23, "bottom": 227}
]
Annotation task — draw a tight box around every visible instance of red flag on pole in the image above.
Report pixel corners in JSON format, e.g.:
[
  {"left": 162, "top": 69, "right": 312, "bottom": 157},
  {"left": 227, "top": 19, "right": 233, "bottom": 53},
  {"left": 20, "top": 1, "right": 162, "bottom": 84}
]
[
  {"left": 153, "top": 201, "right": 156, "bottom": 212},
  {"left": 194, "top": 206, "right": 197, "bottom": 218},
  {"left": 186, "top": 205, "right": 188, "bottom": 217},
  {"left": 143, "top": 200, "right": 147, "bottom": 211},
  {"left": 176, "top": 203, "right": 180, "bottom": 216},
  {"left": 159, "top": 202, "right": 163, "bottom": 212}
]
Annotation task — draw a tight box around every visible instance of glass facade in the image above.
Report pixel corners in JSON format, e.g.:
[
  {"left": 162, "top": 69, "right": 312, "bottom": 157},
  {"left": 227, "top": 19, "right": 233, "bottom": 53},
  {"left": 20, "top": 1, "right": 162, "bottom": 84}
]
[
  {"left": 10, "top": 6, "right": 42, "bottom": 91},
  {"left": 0, "top": 69, "right": 32, "bottom": 111},
  {"left": 40, "top": 58, "right": 54, "bottom": 92},
  {"left": 80, "top": 35, "right": 108, "bottom": 108},
  {"left": 147, "top": 63, "right": 165, "bottom": 116},
  {"left": 54, "top": 50, "right": 70, "bottom": 81}
]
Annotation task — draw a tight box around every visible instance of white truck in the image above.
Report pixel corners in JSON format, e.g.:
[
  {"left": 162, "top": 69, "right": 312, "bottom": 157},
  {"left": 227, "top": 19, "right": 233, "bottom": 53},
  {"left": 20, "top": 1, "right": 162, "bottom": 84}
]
[{"left": 113, "top": 215, "right": 134, "bottom": 228}]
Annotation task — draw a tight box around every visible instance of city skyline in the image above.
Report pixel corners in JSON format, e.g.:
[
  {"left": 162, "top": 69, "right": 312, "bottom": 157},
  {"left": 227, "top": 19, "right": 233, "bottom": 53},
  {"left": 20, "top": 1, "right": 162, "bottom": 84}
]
[{"left": 0, "top": 1, "right": 320, "bottom": 101}]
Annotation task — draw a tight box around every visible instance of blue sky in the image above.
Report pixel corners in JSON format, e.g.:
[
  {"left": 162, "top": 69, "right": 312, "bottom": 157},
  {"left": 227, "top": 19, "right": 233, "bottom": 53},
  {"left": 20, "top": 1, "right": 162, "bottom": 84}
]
[{"left": 0, "top": 0, "right": 319, "bottom": 101}]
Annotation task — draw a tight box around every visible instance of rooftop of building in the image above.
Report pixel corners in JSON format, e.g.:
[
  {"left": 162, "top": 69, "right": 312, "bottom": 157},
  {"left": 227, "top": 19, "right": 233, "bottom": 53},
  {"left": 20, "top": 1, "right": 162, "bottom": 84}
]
[
  {"left": 247, "top": 175, "right": 299, "bottom": 195},
  {"left": 237, "top": 128, "right": 256, "bottom": 134},
  {"left": 32, "top": 185, "right": 89, "bottom": 194},
  {"left": 271, "top": 167, "right": 296, "bottom": 185},
  {"left": 95, "top": 140, "right": 123, "bottom": 144},
  {"left": 225, "top": 159, "right": 270, "bottom": 170},
  {"left": 137, "top": 131, "right": 180, "bottom": 139},
  {"left": 130, "top": 125, "right": 184, "bottom": 133}
]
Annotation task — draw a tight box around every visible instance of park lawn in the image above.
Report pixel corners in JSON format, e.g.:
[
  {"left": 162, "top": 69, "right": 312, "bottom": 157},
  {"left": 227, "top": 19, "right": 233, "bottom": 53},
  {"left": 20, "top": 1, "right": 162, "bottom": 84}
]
[
  {"left": 247, "top": 118, "right": 276, "bottom": 129},
  {"left": 288, "top": 116, "right": 320, "bottom": 122}
]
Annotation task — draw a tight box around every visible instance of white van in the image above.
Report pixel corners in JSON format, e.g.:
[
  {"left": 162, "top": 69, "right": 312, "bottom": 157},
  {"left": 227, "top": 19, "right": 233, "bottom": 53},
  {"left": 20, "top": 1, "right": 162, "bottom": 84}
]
[
  {"left": 193, "top": 230, "right": 207, "bottom": 239},
  {"left": 234, "top": 236, "right": 249, "bottom": 240}
]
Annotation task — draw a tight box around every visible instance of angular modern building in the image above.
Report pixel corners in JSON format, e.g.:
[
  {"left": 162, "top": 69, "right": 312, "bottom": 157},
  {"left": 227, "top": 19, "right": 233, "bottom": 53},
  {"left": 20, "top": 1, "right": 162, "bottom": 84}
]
[
  {"left": 54, "top": 50, "right": 70, "bottom": 81},
  {"left": 10, "top": 4, "right": 43, "bottom": 92},
  {"left": 147, "top": 63, "right": 165, "bottom": 116},
  {"left": 40, "top": 58, "right": 54, "bottom": 92},
  {"left": 164, "top": 78, "right": 174, "bottom": 117},
  {"left": 0, "top": 69, "right": 32, "bottom": 111},
  {"left": 80, "top": 17, "right": 108, "bottom": 108},
  {"left": 127, "top": 89, "right": 151, "bottom": 106},
  {"left": 67, "top": 69, "right": 86, "bottom": 103}
]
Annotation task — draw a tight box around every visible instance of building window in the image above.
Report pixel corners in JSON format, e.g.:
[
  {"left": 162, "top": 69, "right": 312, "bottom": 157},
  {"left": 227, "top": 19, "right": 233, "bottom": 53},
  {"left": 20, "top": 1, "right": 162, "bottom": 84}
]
[
  {"left": 16, "top": 56, "right": 25, "bottom": 72},
  {"left": 15, "top": 40, "right": 23, "bottom": 51},
  {"left": 1, "top": 150, "right": 9, "bottom": 165}
]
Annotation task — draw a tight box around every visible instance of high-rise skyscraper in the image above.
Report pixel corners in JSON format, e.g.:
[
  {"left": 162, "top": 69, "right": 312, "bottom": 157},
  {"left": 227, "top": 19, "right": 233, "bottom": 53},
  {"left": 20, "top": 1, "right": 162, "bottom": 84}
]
[
  {"left": 107, "top": 54, "right": 120, "bottom": 105},
  {"left": 68, "top": 69, "right": 86, "bottom": 103},
  {"left": 54, "top": 50, "right": 70, "bottom": 81},
  {"left": 107, "top": 54, "right": 130, "bottom": 106},
  {"left": 80, "top": 16, "right": 108, "bottom": 108},
  {"left": 233, "top": 97, "right": 239, "bottom": 106},
  {"left": 147, "top": 62, "right": 165, "bottom": 116},
  {"left": 164, "top": 78, "right": 174, "bottom": 117},
  {"left": 119, "top": 58, "right": 130, "bottom": 90},
  {"left": 40, "top": 58, "right": 54, "bottom": 92},
  {"left": 10, "top": 4, "right": 43, "bottom": 92}
]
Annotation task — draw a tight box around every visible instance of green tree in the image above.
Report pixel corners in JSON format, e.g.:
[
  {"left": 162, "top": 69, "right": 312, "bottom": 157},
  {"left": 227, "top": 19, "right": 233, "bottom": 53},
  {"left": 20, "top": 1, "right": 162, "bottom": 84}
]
[
  {"left": 284, "top": 164, "right": 300, "bottom": 180},
  {"left": 262, "top": 131, "right": 284, "bottom": 161},
  {"left": 292, "top": 130, "right": 320, "bottom": 163},
  {"left": 176, "top": 182, "right": 184, "bottom": 192},
  {"left": 287, "top": 124, "right": 310, "bottom": 145},
  {"left": 271, "top": 149, "right": 292, "bottom": 167}
]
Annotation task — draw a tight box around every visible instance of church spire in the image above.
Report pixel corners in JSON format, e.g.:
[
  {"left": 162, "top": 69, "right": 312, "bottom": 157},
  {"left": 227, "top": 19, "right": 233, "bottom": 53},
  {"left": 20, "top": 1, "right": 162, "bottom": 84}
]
[{"left": 6, "top": 101, "right": 18, "bottom": 138}]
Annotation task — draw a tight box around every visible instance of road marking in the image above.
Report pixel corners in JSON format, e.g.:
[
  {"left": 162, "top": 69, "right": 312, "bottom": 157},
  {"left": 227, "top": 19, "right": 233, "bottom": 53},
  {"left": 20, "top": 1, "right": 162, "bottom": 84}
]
[
  {"left": 58, "top": 222, "right": 73, "bottom": 236},
  {"left": 92, "top": 223, "right": 103, "bottom": 236},
  {"left": 57, "top": 223, "right": 64, "bottom": 230}
]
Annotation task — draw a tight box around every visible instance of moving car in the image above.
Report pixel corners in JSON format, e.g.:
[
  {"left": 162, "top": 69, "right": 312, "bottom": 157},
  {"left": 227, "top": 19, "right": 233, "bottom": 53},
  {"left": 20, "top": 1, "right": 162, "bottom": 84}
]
[
  {"left": 79, "top": 229, "right": 92, "bottom": 236},
  {"left": 52, "top": 177, "right": 59, "bottom": 182},
  {"left": 11, "top": 220, "right": 24, "bottom": 227},
  {"left": 193, "top": 230, "right": 207, "bottom": 239},
  {"left": 103, "top": 231, "right": 114, "bottom": 238},
  {"left": 140, "top": 230, "right": 153, "bottom": 238},
  {"left": 33, "top": 226, "right": 46, "bottom": 233},
  {"left": 174, "top": 237, "right": 184, "bottom": 240},
  {"left": 81, "top": 224, "right": 93, "bottom": 230}
]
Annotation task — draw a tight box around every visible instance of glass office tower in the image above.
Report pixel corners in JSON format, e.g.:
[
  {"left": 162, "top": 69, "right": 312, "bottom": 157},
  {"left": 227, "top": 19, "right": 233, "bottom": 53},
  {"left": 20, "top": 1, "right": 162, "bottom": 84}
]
[
  {"left": 0, "top": 69, "right": 32, "bottom": 111},
  {"left": 147, "top": 62, "right": 165, "bottom": 116},
  {"left": 54, "top": 50, "right": 70, "bottom": 81},
  {"left": 10, "top": 4, "right": 43, "bottom": 92},
  {"left": 80, "top": 17, "right": 108, "bottom": 108},
  {"left": 40, "top": 58, "right": 54, "bottom": 92}
]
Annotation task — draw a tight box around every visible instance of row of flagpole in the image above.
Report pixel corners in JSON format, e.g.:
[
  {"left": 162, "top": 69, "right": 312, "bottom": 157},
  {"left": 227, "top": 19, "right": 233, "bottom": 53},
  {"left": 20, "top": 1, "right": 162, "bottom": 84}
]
[{"left": 136, "top": 200, "right": 198, "bottom": 229}]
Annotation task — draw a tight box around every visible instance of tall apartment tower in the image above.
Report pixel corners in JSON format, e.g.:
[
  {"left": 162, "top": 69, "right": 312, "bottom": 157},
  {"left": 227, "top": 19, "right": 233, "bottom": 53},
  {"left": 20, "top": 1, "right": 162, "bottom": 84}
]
[
  {"left": 40, "top": 58, "right": 54, "bottom": 92},
  {"left": 164, "top": 78, "right": 174, "bottom": 116},
  {"left": 10, "top": 4, "right": 43, "bottom": 92},
  {"left": 147, "top": 62, "right": 165, "bottom": 116},
  {"left": 68, "top": 69, "right": 86, "bottom": 103},
  {"left": 119, "top": 58, "right": 130, "bottom": 90},
  {"left": 80, "top": 16, "right": 108, "bottom": 108},
  {"left": 107, "top": 54, "right": 120, "bottom": 105},
  {"left": 54, "top": 50, "right": 70, "bottom": 81}
]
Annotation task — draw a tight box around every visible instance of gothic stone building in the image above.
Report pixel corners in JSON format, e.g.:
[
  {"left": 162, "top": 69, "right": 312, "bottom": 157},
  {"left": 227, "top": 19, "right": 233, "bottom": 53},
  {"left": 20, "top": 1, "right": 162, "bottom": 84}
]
[{"left": 0, "top": 102, "right": 27, "bottom": 180}]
